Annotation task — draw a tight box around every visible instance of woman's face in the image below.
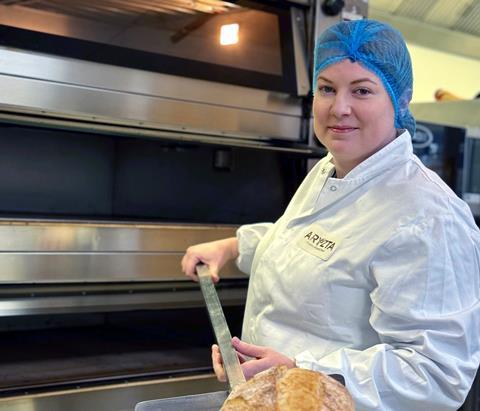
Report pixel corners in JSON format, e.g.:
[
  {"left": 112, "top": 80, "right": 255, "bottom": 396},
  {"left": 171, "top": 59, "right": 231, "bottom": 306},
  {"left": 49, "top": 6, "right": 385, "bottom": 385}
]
[{"left": 313, "top": 60, "right": 397, "bottom": 175}]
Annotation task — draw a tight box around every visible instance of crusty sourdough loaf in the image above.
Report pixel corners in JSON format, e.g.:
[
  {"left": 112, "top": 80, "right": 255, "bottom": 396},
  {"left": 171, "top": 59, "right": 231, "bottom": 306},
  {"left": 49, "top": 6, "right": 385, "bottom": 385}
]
[
  {"left": 220, "top": 366, "right": 354, "bottom": 411},
  {"left": 276, "top": 367, "right": 325, "bottom": 410},
  {"left": 220, "top": 366, "right": 286, "bottom": 411}
]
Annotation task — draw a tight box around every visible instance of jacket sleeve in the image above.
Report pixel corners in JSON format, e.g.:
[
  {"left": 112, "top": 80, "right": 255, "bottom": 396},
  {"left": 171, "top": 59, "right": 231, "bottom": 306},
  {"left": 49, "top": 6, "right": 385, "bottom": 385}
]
[
  {"left": 236, "top": 223, "right": 274, "bottom": 275},
  {"left": 295, "top": 214, "right": 480, "bottom": 411}
]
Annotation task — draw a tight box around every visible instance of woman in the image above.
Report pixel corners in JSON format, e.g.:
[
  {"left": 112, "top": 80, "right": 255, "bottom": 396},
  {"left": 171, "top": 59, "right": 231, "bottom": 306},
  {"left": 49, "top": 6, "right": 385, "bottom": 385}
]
[{"left": 182, "top": 19, "right": 480, "bottom": 410}]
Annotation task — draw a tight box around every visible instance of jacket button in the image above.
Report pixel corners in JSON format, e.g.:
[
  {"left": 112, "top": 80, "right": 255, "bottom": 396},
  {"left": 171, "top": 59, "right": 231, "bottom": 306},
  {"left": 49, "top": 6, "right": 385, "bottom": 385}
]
[{"left": 330, "top": 185, "right": 337, "bottom": 191}]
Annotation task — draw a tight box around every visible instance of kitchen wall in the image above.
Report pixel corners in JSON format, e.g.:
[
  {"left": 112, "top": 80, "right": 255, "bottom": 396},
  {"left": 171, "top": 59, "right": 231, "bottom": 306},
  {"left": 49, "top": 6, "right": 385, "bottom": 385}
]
[{"left": 407, "top": 43, "right": 480, "bottom": 103}]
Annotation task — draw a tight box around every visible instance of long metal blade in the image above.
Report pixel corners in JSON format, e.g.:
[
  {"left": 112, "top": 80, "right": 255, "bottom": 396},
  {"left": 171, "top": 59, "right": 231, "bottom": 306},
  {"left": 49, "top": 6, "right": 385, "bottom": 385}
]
[{"left": 196, "top": 264, "right": 246, "bottom": 390}]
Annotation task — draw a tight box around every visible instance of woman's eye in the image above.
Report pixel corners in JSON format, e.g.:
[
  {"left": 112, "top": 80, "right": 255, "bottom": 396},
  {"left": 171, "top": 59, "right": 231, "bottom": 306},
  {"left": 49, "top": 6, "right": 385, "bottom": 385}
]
[
  {"left": 317, "top": 85, "right": 335, "bottom": 94},
  {"left": 354, "top": 88, "right": 372, "bottom": 96}
]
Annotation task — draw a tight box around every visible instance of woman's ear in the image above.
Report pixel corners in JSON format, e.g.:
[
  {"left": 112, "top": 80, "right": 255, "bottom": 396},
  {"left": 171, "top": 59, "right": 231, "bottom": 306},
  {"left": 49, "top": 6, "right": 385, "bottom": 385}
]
[{"left": 398, "top": 87, "right": 413, "bottom": 116}]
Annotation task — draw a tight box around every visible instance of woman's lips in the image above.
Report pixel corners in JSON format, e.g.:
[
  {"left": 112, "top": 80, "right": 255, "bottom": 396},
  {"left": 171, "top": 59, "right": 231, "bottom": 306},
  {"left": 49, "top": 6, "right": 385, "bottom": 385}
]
[{"left": 328, "top": 126, "right": 358, "bottom": 133}]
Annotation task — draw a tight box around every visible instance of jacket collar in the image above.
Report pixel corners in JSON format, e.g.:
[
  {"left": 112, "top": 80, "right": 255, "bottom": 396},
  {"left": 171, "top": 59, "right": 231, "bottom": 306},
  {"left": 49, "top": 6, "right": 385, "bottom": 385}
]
[{"left": 329, "top": 130, "right": 413, "bottom": 181}]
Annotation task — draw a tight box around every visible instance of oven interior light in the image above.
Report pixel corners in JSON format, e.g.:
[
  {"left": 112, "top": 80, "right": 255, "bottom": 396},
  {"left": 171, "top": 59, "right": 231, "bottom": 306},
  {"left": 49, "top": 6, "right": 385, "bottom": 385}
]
[{"left": 220, "top": 23, "right": 239, "bottom": 46}]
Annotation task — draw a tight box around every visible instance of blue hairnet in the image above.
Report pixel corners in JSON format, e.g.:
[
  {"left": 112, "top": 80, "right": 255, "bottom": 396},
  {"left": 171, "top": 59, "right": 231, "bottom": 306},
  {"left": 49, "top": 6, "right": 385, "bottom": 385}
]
[{"left": 313, "top": 19, "right": 416, "bottom": 136}]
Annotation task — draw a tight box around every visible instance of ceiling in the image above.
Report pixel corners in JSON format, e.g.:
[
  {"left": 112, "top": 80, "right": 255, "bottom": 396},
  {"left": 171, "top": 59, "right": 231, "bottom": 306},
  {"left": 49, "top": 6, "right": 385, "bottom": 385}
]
[
  {"left": 370, "top": 0, "right": 480, "bottom": 37},
  {"left": 368, "top": 0, "right": 480, "bottom": 60}
]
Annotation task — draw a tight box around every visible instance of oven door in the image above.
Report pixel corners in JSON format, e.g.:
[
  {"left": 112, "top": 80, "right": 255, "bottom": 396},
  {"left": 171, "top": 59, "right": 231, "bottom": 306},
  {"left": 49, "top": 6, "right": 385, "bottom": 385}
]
[{"left": 0, "top": 0, "right": 309, "bottom": 96}]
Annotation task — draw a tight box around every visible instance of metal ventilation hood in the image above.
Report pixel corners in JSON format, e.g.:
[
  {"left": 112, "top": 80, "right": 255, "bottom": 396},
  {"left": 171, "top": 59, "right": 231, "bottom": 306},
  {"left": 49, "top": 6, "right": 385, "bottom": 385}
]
[{"left": 411, "top": 100, "right": 480, "bottom": 129}]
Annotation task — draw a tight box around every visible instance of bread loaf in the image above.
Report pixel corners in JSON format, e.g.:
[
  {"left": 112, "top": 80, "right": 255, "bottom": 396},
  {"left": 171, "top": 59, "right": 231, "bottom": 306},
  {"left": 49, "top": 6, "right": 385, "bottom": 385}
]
[{"left": 220, "top": 366, "right": 354, "bottom": 411}]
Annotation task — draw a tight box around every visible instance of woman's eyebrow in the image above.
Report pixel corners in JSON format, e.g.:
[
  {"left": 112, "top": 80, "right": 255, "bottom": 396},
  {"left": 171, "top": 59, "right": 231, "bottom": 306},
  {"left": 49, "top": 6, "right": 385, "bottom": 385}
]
[
  {"left": 351, "top": 78, "right": 378, "bottom": 85},
  {"left": 317, "top": 76, "right": 378, "bottom": 85},
  {"left": 317, "top": 76, "right": 332, "bottom": 83}
]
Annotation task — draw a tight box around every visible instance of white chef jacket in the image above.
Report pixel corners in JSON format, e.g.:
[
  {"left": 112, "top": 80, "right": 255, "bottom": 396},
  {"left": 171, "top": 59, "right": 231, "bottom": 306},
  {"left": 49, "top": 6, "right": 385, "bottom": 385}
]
[{"left": 235, "top": 130, "right": 480, "bottom": 411}]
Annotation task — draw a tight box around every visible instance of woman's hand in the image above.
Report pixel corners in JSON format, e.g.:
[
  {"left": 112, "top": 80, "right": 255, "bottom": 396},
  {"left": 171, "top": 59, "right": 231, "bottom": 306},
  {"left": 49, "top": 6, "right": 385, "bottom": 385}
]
[
  {"left": 181, "top": 237, "right": 239, "bottom": 283},
  {"left": 212, "top": 337, "right": 295, "bottom": 382}
]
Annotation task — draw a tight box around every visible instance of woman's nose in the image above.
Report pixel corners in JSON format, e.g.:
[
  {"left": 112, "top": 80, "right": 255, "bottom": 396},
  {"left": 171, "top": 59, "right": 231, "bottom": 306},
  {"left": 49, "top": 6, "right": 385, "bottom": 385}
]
[{"left": 330, "top": 94, "right": 352, "bottom": 118}]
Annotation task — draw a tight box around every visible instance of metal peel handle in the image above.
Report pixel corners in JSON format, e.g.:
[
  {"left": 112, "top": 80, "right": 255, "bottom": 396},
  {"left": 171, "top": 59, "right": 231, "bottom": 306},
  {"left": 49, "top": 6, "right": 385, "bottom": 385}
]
[{"left": 196, "top": 264, "right": 246, "bottom": 390}]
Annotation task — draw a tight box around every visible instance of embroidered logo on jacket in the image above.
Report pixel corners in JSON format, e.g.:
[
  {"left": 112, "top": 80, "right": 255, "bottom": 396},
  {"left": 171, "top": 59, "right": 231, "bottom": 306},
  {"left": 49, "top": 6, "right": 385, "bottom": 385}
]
[{"left": 297, "top": 225, "right": 341, "bottom": 260}]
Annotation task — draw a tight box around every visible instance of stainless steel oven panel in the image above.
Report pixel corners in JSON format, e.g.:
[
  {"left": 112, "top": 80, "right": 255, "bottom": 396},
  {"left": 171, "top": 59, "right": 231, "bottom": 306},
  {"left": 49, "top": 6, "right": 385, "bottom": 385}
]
[
  {"left": 0, "top": 48, "right": 303, "bottom": 141},
  {"left": 0, "top": 222, "right": 237, "bottom": 252},
  {"left": 0, "top": 221, "right": 245, "bottom": 283},
  {"left": 0, "top": 48, "right": 301, "bottom": 116},
  {"left": 0, "top": 374, "right": 224, "bottom": 411},
  {"left": 0, "top": 253, "right": 242, "bottom": 283}
]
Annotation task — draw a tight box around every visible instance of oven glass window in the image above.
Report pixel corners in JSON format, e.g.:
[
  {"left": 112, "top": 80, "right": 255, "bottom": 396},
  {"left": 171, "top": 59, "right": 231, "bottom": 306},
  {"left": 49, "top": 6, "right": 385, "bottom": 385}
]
[{"left": 0, "top": 0, "right": 296, "bottom": 93}]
